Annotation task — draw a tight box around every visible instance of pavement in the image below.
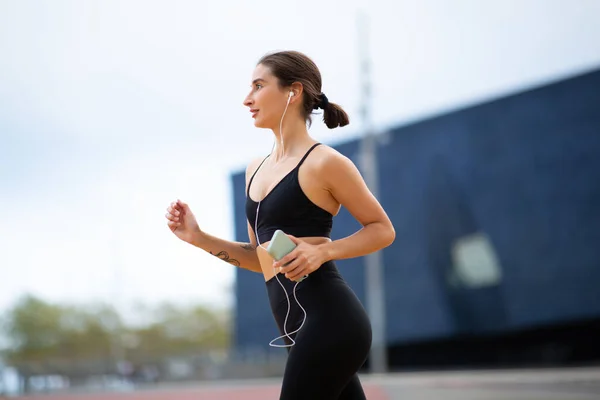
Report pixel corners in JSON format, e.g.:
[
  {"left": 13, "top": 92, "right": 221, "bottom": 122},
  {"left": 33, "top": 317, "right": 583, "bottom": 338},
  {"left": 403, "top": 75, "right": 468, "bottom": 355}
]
[{"left": 13, "top": 366, "right": 600, "bottom": 399}]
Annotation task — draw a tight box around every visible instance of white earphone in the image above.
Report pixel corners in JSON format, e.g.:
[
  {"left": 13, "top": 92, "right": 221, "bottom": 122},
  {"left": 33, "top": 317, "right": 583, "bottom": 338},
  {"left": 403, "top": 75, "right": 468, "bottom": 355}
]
[
  {"left": 252, "top": 87, "right": 307, "bottom": 348},
  {"left": 278, "top": 91, "right": 295, "bottom": 155}
]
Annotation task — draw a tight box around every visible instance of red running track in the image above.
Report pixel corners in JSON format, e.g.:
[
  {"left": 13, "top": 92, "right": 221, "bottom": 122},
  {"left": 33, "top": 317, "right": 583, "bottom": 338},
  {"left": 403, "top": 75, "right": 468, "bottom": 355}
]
[{"left": 16, "top": 383, "right": 388, "bottom": 400}]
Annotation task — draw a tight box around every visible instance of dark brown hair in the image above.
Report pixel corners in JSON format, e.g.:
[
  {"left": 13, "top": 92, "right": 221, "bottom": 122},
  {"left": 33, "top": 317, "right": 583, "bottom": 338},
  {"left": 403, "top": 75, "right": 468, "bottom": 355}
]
[{"left": 258, "top": 50, "right": 349, "bottom": 129}]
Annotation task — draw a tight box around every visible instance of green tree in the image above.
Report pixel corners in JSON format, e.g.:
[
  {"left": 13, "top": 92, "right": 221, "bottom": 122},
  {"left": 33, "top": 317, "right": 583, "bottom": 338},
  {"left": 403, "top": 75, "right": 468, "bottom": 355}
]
[
  {"left": 126, "top": 303, "right": 230, "bottom": 362},
  {"left": 1, "top": 295, "right": 122, "bottom": 364},
  {"left": 1, "top": 295, "right": 230, "bottom": 368}
]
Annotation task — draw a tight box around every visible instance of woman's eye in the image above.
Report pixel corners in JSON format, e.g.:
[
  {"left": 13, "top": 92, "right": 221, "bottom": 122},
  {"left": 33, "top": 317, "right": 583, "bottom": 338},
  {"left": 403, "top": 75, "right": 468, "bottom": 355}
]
[{"left": 255, "top": 84, "right": 263, "bottom": 90}]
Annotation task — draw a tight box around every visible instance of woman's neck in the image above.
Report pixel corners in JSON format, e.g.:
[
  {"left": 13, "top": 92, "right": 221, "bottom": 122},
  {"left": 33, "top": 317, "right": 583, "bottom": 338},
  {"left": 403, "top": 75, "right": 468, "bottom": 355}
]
[{"left": 272, "top": 119, "right": 312, "bottom": 162}]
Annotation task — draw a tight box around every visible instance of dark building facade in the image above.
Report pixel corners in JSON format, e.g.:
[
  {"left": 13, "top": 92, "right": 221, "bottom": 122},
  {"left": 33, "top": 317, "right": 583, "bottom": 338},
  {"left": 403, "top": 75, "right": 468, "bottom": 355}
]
[{"left": 230, "top": 68, "right": 600, "bottom": 369}]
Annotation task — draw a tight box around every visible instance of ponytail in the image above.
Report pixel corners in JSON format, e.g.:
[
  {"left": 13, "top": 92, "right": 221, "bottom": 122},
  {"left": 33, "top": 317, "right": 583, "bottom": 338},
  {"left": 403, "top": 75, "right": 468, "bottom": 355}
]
[
  {"left": 322, "top": 101, "right": 350, "bottom": 129},
  {"left": 313, "top": 93, "right": 349, "bottom": 129}
]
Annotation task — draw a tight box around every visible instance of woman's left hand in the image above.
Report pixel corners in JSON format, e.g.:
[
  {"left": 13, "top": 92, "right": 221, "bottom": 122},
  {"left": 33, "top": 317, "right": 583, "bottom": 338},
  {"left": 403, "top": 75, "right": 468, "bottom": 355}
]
[{"left": 274, "top": 236, "right": 327, "bottom": 282}]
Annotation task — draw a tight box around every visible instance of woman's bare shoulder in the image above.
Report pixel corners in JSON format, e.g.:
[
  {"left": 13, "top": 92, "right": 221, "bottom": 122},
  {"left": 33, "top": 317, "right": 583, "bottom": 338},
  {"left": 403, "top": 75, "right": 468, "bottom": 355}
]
[
  {"left": 311, "top": 144, "right": 355, "bottom": 170},
  {"left": 307, "top": 144, "right": 365, "bottom": 194}
]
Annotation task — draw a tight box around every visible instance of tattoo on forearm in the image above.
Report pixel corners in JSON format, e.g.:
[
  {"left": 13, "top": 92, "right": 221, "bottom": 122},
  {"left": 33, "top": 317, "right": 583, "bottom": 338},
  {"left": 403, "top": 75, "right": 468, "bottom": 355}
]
[
  {"left": 240, "top": 243, "right": 256, "bottom": 251},
  {"left": 210, "top": 250, "right": 240, "bottom": 267}
]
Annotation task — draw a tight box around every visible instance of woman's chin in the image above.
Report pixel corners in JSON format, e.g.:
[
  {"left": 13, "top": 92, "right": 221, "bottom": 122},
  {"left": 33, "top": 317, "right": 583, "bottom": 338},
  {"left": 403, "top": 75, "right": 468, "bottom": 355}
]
[{"left": 253, "top": 118, "right": 272, "bottom": 129}]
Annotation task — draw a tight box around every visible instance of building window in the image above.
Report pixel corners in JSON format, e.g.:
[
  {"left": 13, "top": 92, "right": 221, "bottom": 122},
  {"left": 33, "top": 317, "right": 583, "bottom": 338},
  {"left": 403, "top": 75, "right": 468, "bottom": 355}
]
[{"left": 449, "top": 232, "right": 502, "bottom": 288}]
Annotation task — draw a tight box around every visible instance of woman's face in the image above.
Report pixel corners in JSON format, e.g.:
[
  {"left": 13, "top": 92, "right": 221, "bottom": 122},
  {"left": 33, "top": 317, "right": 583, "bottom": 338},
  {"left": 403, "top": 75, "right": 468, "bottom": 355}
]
[{"left": 243, "top": 64, "right": 290, "bottom": 129}]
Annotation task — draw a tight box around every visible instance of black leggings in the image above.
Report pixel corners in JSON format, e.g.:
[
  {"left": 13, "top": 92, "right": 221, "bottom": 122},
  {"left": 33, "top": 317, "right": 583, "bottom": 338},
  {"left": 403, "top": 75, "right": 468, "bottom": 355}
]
[{"left": 266, "top": 261, "right": 372, "bottom": 400}]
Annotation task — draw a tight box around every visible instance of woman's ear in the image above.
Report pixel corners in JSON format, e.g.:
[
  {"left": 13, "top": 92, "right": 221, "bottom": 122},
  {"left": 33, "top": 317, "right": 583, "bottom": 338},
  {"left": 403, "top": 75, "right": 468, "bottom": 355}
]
[{"left": 290, "top": 82, "right": 304, "bottom": 101}]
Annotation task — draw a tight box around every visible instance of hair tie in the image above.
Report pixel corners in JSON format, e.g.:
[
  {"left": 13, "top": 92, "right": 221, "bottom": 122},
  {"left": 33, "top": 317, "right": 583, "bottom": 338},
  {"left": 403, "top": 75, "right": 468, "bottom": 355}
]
[{"left": 313, "top": 93, "right": 329, "bottom": 110}]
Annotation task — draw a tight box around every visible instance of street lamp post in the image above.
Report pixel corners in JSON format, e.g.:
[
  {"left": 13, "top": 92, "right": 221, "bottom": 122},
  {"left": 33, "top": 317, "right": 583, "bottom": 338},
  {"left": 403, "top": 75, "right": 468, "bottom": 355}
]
[{"left": 357, "top": 10, "right": 388, "bottom": 374}]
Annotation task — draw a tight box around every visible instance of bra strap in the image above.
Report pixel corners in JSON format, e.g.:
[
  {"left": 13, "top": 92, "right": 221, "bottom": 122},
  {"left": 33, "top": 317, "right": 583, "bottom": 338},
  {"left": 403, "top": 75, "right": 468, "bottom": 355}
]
[
  {"left": 296, "top": 143, "right": 322, "bottom": 168},
  {"left": 247, "top": 155, "right": 270, "bottom": 196}
]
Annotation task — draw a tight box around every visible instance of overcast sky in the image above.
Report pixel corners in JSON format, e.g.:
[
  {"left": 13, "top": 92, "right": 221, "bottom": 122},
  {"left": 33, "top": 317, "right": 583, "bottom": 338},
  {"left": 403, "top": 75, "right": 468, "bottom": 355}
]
[{"left": 1, "top": 0, "right": 599, "bottom": 321}]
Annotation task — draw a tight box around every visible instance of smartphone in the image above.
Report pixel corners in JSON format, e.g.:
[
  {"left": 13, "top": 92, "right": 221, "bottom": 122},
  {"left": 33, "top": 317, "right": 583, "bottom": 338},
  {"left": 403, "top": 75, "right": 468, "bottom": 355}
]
[
  {"left": 266, "top": 230, "right": 296, "bottom": 262},
  {"left": 267, "top": 230, "right": 308, "bottom": 282}
]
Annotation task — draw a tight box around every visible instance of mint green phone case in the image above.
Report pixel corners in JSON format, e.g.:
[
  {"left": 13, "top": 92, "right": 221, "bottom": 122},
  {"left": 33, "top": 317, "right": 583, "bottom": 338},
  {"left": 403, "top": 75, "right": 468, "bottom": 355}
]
[
  {"left": 266, "top": 230, "right": 297, "bottom": 261},
  {"left": 267, "top": 230, "right": 308, "bottom": 282}
]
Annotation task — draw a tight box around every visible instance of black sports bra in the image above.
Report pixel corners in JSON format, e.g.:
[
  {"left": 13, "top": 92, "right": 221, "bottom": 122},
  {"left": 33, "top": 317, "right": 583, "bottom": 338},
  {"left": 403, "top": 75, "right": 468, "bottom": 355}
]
[{"left": 246, "top": 143, "right": 333, "bottom": 244}]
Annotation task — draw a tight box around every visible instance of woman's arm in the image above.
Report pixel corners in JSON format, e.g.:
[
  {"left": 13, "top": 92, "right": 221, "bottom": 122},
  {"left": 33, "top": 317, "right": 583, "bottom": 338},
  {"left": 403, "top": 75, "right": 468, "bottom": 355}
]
[
  {"left": 195, "top": 157, "right": 266, "bottom": 273},
  {"left": 190, "top": 223, "right": 262, "bottom": 273},
  {"left": 189, "top": 156, "right": 266, "bottom": 273},
  {"left": 167, "top": 158, "right": 265, "bottom": 273},
  {"left": 318, "top": 152, "right": 395, "bottom": 261}
]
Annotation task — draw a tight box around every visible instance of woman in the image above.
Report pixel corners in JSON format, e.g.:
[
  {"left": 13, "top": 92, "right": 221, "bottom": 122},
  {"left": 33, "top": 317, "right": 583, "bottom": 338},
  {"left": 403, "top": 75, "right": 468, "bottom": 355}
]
[{"left": 165, "top": 50, "right": 395, "bottom": 400}]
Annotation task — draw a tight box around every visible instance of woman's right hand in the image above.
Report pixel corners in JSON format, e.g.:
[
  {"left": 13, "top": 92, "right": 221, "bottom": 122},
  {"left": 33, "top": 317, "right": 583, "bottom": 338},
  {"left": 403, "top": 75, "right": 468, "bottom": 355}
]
[{"left": 165, "top": 199, "right": 202, "bottom": 245}]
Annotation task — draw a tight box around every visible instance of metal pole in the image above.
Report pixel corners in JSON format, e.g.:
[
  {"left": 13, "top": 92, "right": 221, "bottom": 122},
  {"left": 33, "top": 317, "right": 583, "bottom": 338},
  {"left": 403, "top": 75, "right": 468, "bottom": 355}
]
[{"left": 357, "top": 10, "right": 388, "bottom": 374}]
